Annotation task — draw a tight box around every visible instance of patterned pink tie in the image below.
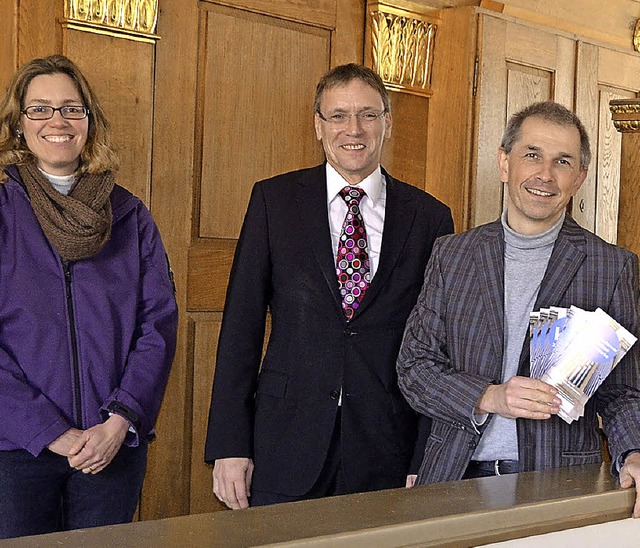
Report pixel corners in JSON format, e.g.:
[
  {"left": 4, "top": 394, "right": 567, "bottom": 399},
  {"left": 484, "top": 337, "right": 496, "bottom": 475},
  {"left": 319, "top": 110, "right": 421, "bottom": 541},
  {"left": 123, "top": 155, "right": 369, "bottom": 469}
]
[{"left": 336, "top": 186, "right": 371, "bottom": 320}]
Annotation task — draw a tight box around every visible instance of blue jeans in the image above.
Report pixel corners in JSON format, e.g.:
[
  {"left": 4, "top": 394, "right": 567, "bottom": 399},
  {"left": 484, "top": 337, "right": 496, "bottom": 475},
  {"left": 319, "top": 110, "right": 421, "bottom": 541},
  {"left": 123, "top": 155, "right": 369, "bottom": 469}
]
[{"left": 0, "top": 444, "right": 147, "bottom": 540}]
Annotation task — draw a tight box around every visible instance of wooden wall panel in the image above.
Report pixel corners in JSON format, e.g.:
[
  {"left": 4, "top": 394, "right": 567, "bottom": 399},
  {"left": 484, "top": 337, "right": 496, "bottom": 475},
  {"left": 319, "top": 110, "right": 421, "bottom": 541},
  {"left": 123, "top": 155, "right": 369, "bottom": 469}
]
[
  {"left": 16, "top": 0, "right": 61, "bottom": 64},
  {"left": 64, "top": 29, "right": 154, "bottom": 205},
  {"left": 144, "top": 0, "right": 200, "bottom": 521},
  {"left": 472, "top": 15, "right": 575, "bottom": 227},
  {"left": 381, "top": 91, "right": 428, "bottom": 189},
  {"left": 0, "top": 1, "right": 17, "bottom": 92},
  {"left": 187, "top": 240, "right": 236, "bottom": 311},
  {"left": 575, "top": 42, "right": 640, "bottom": 241},
  {"left": 573, "top": 42, "right": 600, "bottom": 233},
  {"left": 426, "top": 6, "right": 477, "bottom": 231},
  {"left": 594, "top": 86, "right": 632, "bottom": 244},
  {"left": 197, "top": 4, "right": 329, "bottom": 240},
  {"left": 617, "top": 133, "right": 640, "bottom": 255},
  {"left": 494, "top": 0, "right": 640, "bottom": 51},
  {"left": 333, "top": 0, "right": 365, "bottom": 65},
  {"left": 201, "top": 0, "right": 337, "bottom": 28},
  {"left": 189, "top": 314, "right": 226, "bottom": 514}
]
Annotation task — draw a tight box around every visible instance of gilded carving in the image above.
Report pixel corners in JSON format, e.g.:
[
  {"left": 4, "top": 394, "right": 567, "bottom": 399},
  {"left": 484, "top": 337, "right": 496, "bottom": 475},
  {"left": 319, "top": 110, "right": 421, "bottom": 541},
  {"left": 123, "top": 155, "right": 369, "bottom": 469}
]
[
  {"left": 634, "top": 19, "right": 640, "bottom": 53},
  {"left": 610, "top": 99, "right": 640, "bottom": 133},
  {"left": 66, "top": 0, "right": 158, "bottom": 35},
  {"left": 369, "top": 5, "right": 438, "bottom": 96}
]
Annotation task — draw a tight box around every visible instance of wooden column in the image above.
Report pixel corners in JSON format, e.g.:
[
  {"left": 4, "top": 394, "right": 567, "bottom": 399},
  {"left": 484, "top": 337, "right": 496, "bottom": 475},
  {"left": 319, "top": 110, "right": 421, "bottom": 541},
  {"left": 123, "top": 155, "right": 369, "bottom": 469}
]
[{"left": 611, "top": 99, "right": 640, "bottom": 256}]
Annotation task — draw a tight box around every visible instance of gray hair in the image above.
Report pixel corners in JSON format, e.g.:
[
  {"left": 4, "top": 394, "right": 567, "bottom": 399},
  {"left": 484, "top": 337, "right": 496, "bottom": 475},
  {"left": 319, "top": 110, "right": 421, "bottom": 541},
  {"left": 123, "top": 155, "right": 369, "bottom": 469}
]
[
  {"left": 313, "top": 64, "right": 390, "bottom": 114},
  {"left": 500, "top": 101, "right": 591, "bottom": 169}
]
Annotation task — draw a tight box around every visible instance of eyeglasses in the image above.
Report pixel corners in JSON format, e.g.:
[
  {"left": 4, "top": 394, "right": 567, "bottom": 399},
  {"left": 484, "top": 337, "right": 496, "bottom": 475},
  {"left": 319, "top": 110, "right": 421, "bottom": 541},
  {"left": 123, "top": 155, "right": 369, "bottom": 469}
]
[
  {"left": 21, "top": 105, "right": 89, "bottom": 120},
  {"left": 316, "top": 110, "right": 387, "bottom": 127}
]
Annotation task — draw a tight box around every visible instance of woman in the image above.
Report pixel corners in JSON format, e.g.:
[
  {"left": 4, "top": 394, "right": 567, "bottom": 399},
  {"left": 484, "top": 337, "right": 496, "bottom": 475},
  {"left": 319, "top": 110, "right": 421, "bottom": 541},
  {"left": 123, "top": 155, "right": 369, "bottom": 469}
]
[{"left": 0, "top": 55, "right": 178, "bottom": 539}]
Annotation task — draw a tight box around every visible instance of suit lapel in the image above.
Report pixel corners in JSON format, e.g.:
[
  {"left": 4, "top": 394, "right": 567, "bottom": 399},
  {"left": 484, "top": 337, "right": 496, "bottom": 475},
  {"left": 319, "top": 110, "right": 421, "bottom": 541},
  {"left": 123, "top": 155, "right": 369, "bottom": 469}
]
[
  {"left": 295, "top": 165, "right": 343, "bottom": 309},
  {"left": 356, "top": 172, "right": 416, "bottom": 314},
  {"left": 474, "top": 221, "right": 505, "bottom": 368},
  {"left": 534, "top": 216, "right": 586, "bottom": 307}
]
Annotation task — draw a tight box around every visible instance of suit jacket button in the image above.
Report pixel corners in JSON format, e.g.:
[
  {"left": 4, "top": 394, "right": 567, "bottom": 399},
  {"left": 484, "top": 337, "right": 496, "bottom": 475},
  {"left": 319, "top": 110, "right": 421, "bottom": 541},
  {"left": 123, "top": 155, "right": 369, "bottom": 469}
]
[
  {"left": 330, "top": 389, "right": 340, "bottom": 400},
  {"left": 343, "top": 327, "right": 354, "bottom": 337}
]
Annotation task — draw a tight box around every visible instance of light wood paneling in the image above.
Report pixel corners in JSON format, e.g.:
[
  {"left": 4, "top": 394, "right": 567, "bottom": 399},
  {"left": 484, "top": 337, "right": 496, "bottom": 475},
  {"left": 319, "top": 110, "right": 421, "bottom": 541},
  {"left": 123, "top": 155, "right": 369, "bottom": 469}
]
[
  {"left": 197, "top": 4, "right": 329, "bottom": 240},
  {"left": 16, "top": 0, "right": 60, "bottom": 64},
  {"left": 416, "top": 0, "right": 640, "bottom": 51},
  {"left": 574, "top": 42, "right": 600, "bottom": 233},
  {"left": 187, "top": 240, "right": 236, "bottom": 311},
  {"left": 493, "top": 0, "right": 640, "bottom": 52},
  {"left": 472, "top": 14, "right": 575, "bottom": 227},
  {"left": 381, "top": 91, "right": 428, "bottom": 189},
  {"left": 0, "top": 1, "right": 17, "bottom": 92},
  {"left": 594, "top": 86, "right": 631, "bottom": 244},
  {"left": 188, "top": 313, "right": 226, "bottom": 514},
  {"left": 574, "top": 42, "right": 640, "bottom": 242},
  {"left": 200, "top": 0, "right": 337, "bottom": 29},
  {"left": 143, "top": 0, "right": 201, "bottom": 520},
  {"left": 333, "top": 0, "right": 366, "bottom": 66},
  {"left": 64, "top": 29, "right": 154, "bottom": 205},
  {"left": 618, "top": 133, "right": 640, "bottom": 255},
  {"left": 426, "top": 6, "right": 477, "bottom": 231}
]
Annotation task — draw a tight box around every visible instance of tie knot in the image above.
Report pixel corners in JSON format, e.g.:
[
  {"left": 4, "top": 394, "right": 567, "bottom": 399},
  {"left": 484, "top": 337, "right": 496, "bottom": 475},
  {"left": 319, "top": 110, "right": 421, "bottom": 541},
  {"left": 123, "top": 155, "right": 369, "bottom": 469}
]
[{"left": 339, "top": 186, "right": 365, "bottom": 205}]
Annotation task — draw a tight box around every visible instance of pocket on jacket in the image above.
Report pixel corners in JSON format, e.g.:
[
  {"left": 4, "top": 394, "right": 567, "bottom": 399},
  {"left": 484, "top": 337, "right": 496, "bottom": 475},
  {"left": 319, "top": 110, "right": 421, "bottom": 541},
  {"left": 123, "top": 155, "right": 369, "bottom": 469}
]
[
  {"left": 256, "top": 369, "right": 288, "bottom": 399},
  {"left": 560, "top": 450, "right": 602, "bottom": 466}
]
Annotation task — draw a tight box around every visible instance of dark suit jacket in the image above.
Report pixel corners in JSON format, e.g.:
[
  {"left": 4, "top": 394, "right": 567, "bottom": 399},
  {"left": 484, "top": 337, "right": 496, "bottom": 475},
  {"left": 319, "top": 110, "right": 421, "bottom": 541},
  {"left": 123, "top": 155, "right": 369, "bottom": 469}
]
[
  {"left": 205, "top": 164, "right": 454, "bottom": 497},
  {"left": 397, "top": 215, "right": 640, "bottom": 485}
]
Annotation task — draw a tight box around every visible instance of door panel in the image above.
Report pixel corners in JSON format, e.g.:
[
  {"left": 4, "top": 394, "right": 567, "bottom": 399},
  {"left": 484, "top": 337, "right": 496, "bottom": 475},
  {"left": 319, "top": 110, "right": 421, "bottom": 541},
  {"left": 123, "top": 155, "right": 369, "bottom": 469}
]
[{"left": 574, "top": 42, "right": 640, "bottom": 242}]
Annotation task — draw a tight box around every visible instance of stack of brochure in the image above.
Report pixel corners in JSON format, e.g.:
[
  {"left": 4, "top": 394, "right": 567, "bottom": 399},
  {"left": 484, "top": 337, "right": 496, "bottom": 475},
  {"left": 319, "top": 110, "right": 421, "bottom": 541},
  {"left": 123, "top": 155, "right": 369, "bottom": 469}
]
[{"left": 529, "top": 306, "right": 637, "bottom": 424}]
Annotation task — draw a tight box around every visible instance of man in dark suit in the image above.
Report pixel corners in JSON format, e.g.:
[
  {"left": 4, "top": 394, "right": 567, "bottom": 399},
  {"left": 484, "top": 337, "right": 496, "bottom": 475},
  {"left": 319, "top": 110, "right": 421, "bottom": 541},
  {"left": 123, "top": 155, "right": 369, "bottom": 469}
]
[
  {"left": 397, "top": 101, "right": 640, "bottom": 517},
  {"left": 205, "top": 64, "right": 454, "bottom": 508}
]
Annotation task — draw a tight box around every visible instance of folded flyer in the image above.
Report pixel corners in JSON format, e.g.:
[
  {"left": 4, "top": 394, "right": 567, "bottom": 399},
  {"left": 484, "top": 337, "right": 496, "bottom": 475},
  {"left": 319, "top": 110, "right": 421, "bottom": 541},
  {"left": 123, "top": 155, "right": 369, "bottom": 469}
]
[{"left": 529, "top": 306, "right": 637, "bottom": 424}]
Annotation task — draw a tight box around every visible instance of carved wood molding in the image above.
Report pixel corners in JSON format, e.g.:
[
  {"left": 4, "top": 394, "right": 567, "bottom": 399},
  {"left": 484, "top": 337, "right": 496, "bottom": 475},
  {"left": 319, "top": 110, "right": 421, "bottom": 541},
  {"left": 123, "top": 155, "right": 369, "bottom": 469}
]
[
  {"left": 64, "top": 0, "right": 159, "bottom": 41},
  {"left": 610, "top": 99, "right": 640, "bottom": 133},
  {"left": 368, "top": 2, "right": 439, "bottom": 97}
]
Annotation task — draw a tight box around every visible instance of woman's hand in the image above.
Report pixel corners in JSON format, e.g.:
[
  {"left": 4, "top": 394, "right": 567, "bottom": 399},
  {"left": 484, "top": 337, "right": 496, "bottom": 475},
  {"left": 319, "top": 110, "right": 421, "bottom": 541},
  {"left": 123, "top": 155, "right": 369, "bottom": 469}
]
[
  {"left": 47, "top": 428, "right": 84, "bottom": 457},
  {"left": 67, "top": 414, "right": 130, "bottom": 474}
]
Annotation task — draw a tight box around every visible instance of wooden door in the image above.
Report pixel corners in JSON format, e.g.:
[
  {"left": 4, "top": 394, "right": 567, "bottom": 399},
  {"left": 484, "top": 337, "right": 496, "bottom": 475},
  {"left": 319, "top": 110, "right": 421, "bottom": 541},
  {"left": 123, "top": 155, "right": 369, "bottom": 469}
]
[
  {"left": 471, "top": 14, "right": 576, "bottom": 227},
  {"left": 574, "top": 42, "right": 640, "bottom": 243}
]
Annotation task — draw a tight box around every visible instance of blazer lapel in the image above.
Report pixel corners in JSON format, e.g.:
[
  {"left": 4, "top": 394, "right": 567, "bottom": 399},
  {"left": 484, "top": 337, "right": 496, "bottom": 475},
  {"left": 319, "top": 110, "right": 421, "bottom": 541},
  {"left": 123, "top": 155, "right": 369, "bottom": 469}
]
[
  {"left": 295, "top": 165, "right": 343, "bottom": 309},
  {"left": 356, "top": 172, "right": 416, "bottom": 313},
  {"left": 475, "top": 221, "right": 505, "bottom": 369},
  {"left": 534, "top": 216, "right": 586, "bottom": 307}
]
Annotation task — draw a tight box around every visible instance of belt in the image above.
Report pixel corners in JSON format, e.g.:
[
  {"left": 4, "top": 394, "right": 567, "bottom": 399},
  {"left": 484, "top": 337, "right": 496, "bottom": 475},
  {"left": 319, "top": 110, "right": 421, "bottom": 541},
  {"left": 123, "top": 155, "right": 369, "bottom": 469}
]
[{"left": 466, "top": 459, "right": 520, "bottom": 476}]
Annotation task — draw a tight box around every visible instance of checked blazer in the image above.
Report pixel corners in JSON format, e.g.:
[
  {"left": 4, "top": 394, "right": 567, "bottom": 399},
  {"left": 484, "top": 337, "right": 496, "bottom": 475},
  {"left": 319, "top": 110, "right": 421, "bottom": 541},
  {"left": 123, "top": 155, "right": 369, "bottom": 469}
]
[
  {"left": 205, "top": 163, "right": 453, "bottom": 498},
  {"left": 397, "top": 215, "right": 640, "bottom": 485}
]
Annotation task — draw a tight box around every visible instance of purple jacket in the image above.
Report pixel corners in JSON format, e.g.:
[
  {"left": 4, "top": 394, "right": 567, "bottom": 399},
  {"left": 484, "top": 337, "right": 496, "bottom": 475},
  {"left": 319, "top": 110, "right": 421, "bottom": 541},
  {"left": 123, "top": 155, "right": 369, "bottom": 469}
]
[{"left": 0, "top": 165, "right": 178, "bottom": 456}]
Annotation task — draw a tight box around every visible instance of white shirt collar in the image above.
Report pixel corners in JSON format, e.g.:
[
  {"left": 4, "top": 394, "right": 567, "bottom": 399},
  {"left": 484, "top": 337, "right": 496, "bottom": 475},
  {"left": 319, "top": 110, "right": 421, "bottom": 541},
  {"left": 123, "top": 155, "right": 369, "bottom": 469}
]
[{"left": 325, "top": 163, "right": 384, "bottom": 205}]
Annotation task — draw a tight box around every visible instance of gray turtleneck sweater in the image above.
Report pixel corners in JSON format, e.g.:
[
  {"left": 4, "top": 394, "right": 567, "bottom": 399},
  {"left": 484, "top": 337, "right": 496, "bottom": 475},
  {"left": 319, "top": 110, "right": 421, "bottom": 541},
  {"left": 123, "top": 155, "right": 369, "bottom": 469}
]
[{"left": 472, "top": 210, "right": 564, "bottom": 461}]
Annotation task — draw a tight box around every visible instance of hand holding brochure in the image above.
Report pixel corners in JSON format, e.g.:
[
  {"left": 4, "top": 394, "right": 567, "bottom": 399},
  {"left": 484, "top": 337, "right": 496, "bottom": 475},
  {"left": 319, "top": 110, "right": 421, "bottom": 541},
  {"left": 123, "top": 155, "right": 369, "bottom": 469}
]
[{"left": 529, "top": 306, "right": 637, "bottom": 424}]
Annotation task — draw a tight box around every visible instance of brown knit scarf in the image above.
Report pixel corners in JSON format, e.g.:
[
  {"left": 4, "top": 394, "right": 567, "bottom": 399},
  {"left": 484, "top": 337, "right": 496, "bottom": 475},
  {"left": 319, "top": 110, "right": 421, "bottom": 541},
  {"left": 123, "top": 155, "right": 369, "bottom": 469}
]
[{"left": 18, "top": 162, "right": 115, "bottom": 261}]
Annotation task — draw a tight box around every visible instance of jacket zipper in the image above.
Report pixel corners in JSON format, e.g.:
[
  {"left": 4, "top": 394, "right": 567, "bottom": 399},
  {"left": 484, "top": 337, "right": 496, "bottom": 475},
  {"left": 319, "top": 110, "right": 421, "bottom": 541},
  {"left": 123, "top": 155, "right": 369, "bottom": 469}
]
[{"left": 63, "top": 261, "right": 83, "bottom": 429}]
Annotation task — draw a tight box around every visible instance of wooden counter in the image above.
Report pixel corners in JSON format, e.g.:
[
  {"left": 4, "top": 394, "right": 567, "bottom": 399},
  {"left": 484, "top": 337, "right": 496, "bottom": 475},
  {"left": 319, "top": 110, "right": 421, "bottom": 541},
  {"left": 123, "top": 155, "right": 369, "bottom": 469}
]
[{"left": 1, "top": 463, "right": 635, "bottom": 547}]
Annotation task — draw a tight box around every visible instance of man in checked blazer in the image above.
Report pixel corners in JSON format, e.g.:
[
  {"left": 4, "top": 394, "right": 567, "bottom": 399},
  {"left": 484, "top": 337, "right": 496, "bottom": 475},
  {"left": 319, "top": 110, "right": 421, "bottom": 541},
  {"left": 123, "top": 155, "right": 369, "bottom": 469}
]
[
  {"left": 205, "top": 64, "right": 453, "bottom": 508},
  {"left": 397, "top": 101, "right": 640, "bottom": 517}
]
